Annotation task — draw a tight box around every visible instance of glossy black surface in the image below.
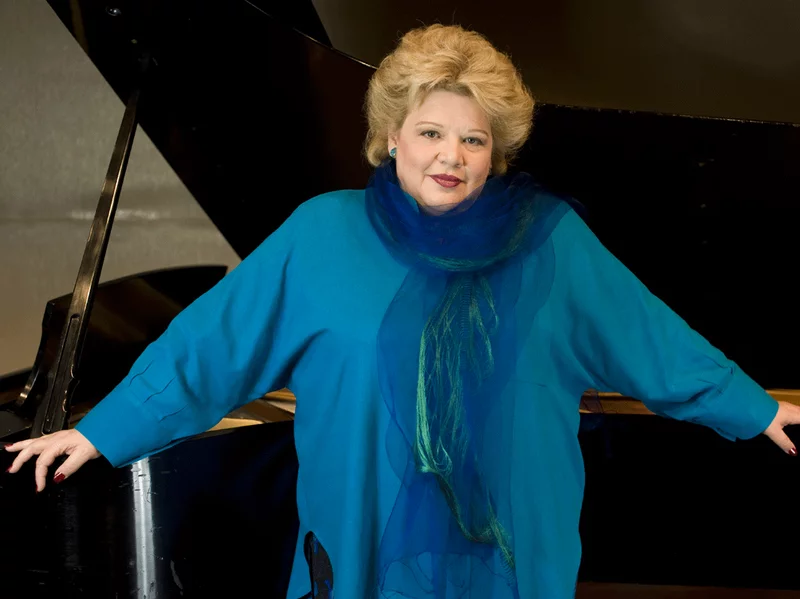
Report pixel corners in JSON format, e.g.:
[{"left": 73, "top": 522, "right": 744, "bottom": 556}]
[
  {"left": 247, "top": 0, "right": 331, "bottom": 47},
  {"left": 522, "top": 106, "right": 800, "bottom": 389},
  {"left": 47, "top": 0, "right": 374, "bottom": 260},
  {"left": 578, "top": 413, "right": 800, "bottom": 589},
  {"left": 0, "top": 421, "right": 299, "bottom": 598},
  {"left": 0, "top": 266, "right": 226, "bottom": 441}
]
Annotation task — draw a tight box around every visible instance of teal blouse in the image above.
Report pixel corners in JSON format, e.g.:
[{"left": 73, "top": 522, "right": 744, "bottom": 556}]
[{"left": 76, "top": 189, "right": 778, "bottom": 598}]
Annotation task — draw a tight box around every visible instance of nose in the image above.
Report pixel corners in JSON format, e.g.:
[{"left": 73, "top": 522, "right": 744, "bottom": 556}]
[{"left": 437, "top": 135, "right": 463, "bottom": 169}]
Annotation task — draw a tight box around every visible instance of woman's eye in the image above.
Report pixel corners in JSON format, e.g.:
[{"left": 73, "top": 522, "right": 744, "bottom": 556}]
[{"left": 420, "top": 131, "right": 484, "bottom": 145}]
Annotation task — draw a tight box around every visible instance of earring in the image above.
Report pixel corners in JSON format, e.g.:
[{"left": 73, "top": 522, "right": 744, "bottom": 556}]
[{"left": 389, "top": 147, "right": 397, "bottom": 159}]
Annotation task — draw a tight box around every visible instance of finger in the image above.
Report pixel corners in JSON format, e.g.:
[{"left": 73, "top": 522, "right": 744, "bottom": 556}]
[
  {"left": 767, "top": 428, "right": 797, "bottom": 456},
  {"left": 34, "top": 445, "right": 66, "bottom": 493},
  {"left": 4, "top": 437, "right": 40, "bottom": 453},
  {"left": 52, "top": 449, "right": 94, "bottom": 484},
  {"left": 6, "top": 441, "right": 46, "bottom": 474}
]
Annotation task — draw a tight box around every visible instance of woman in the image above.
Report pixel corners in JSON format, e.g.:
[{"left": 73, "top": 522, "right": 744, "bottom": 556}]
[{"left": 6, "top": 23, "right": 800, "bottom": 599}]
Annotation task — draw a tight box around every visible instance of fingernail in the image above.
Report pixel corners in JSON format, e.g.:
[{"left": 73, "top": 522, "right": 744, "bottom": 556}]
[
  {"left": 53, "top": 473, "right": 65, "bottom": 484},
  {"left": 790, "top": 447, "right": 797, "bottom": 456},
  {"left": 3, "top": 443, "right": 12, "bottom": 449},
  {"left": 4, "top": 466, "right": 11, "bottom": 473}
]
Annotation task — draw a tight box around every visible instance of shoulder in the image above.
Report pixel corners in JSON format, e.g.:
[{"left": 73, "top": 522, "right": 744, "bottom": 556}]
[
  {"left": 549, "top": 205, "right": 591, "bottom": 247},
  {"left": 535, "top": 193, "right": 602, "bottom": 262},
  {"left": 520, "top": 189, "right": 612, "bottom": 292},
  {"left": 543, "top": 196, "right": 638, "bottom": 294},
  {"left": 290, "top": 189, "right": 367, "bottom": 232},
  {"left": 243, "top": 189, "right": 367, "bottom": 264},
  {"left": 271, "top": 188, "right": 375, "bottom": 263},
  {"left": 521, "top": 187, "right": 590, "bottom": 258}
]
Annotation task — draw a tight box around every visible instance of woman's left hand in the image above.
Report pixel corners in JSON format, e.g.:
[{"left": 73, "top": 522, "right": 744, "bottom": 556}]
[{"left": 762, "top": 400, "right": 800, "bottom": 456}]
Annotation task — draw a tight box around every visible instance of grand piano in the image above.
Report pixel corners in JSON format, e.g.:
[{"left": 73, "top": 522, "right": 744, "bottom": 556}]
[{"left": 1, "top": 1, "right": 799, "bottom": 598}]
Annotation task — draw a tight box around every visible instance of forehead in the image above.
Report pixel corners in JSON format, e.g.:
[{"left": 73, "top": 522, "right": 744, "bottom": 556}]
[{"left": 405, "top": 90, "right": 490, "bottom": 129}]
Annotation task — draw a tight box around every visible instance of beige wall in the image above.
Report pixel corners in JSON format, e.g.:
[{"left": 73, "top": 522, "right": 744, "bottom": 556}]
[{"left": 0, "top": 1, "right": 239, "bottom": 375}]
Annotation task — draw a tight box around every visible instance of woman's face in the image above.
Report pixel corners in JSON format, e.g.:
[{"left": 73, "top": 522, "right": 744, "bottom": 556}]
[{"left": 388, "top": 90, "right": 493, "bottom": 214}]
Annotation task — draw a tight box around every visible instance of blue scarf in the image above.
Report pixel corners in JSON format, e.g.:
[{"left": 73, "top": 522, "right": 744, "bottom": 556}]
[{"left": 366, "top": 160, "right": 572, "bottom": 598}]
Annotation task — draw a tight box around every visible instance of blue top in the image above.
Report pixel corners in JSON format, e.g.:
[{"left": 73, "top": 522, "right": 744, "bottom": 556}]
[{"left": 76, "top": 189, "right": 778, "bottom": 598}]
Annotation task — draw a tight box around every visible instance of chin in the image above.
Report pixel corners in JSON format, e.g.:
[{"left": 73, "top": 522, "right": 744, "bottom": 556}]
[{"left": 419, "top": 195, "right": 467, "bottom": 214}]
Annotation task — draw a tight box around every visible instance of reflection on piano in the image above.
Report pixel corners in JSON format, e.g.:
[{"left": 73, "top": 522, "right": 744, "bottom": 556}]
[{"left": 1, "top": 1, "right": 798, "bottom": 597}]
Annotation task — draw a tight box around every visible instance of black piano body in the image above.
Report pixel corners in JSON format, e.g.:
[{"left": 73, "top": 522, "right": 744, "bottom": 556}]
[{"left": 1, "top": 1, "right": 799, "bottom": 597}]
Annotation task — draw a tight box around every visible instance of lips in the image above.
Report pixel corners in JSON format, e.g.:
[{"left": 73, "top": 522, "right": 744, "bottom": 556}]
[
  {"left": 430, "top": 174, "right": 462, "bottom": 188},
  {"left": 431, "top": 174, "right": 461, "bottom": 183}
]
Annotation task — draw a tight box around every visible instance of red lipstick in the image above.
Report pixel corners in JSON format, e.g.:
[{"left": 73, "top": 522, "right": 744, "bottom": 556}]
[{"left": 430, "top": 174, "right": 462, "bottom": 188}]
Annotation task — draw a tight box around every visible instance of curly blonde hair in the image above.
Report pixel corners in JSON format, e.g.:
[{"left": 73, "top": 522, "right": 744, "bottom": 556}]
[{"left": 364, "top": 24, "right": 535, "bottom": 175}]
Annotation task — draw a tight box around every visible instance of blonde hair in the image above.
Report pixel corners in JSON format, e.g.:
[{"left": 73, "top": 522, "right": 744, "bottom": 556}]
[{"left": 364, "top": 24, "right": 535, "bottom": 175}]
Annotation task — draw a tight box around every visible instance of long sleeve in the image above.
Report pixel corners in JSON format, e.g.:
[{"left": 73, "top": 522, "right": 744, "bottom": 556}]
[
  {"left": 553, "top": 209, "right": 778, "bottom": 442},
  {"left": 76, "top": 203, "right": 314, "bottom": 467}
]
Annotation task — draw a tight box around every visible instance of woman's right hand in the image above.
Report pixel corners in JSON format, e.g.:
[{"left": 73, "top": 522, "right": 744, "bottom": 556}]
[{"left": 4, "top": 430, "right": 101, "bottom": 492}]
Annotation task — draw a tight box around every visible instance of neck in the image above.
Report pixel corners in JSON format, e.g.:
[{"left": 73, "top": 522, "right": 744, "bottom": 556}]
[
  {"left": 401, "top": 188, "right": 475, "bottom": 217},
  {"left": 418, "top": 202, "right": 462, "bottom": 216}
]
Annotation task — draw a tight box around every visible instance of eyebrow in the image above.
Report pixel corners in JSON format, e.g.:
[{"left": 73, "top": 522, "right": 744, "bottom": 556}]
[{"left": 414, "top": 121, "right": 490, "bottom": 137}]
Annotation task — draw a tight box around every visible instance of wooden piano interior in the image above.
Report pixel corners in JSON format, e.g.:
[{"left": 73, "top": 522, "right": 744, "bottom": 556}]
[{"left": 246, "top": 388, "right": 800, "bottom": 422}]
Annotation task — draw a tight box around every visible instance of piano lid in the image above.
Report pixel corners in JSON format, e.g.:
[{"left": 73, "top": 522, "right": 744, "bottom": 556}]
[
  {"left": 46, "top": 0, "right": 376, "bottom": 260},
  {"left": 46, "top": 1, "right": 800, "bottom": 391}
]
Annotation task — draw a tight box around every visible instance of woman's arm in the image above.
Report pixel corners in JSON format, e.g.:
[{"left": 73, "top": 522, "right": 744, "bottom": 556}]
[
  {"left": 75, "top": 202, "right": 315, "bottom": 467},
  {"left": 552, "top": 209, "right": 779, "bottom": 443}
]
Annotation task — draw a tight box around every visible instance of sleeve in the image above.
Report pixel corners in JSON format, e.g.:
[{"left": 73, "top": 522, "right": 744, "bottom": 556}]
[
  {"left": 75, "top": 203, "right": 314, "bottom": 466},
  {"left": 554, "top": 209, "right": 778, "bottom": 442}
]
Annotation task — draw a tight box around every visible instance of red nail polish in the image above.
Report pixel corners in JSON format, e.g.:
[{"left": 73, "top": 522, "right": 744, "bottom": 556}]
[
  {"left": 53, "top": 473, "right": 66, "bottom": 484},
  {"left": 790, "top": 447, "right": 797, "bottom": 456},
  {"left": 3, "top": 443, "right": 12, "bottom": 448},
  {"left": 4, "top": 466, "right": 11, "bottom": 473}
]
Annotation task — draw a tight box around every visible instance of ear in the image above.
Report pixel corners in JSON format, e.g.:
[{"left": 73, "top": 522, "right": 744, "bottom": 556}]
[{"left": 387, "top": 129, "right": 399, "bottom": 153}]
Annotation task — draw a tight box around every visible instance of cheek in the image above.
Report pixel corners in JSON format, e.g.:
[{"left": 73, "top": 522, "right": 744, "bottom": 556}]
[
  {"left": 482, "top": 150, "right": 493, "bottom": 173},
  {"left": 473, "top": 155, "right": 492, "bottom": 179},
  {"left": 399, "top": 139, "right": 426, "bottom": 166},
  {"left": 399, "top": 156, "right": 432, "bottom": 186},
  {"left": 465, "top": 163, "right": 491, "bottom": 194}
]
